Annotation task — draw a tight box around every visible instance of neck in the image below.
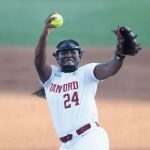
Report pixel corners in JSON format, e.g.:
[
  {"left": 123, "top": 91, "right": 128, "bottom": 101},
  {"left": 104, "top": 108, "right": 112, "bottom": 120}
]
[{"left": 61, "top": 65, "right": 78, "bottom": 73}]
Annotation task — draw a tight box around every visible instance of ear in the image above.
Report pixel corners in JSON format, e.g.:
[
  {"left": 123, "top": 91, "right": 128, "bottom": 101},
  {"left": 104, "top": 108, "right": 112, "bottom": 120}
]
[
  {"left": 79, "top": 50, "right": 84, "bottom": 58},
  {"left": 53, "top": 53, "right": 60, "bottom": 65},
  {"left": 53, "top": 52, "right": 58, "bottom": 60}
]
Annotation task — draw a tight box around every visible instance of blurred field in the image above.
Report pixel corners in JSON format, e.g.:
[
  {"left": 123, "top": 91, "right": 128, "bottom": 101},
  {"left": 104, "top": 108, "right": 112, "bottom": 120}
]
[
  {"left": 0, "top": 94, "right": 150, "bottom": 150},
  {"left": 0, "top": 0, "right": 150, "bottom": 46},
  {"left": 0, "top": 47, "right": 150, "bottom": 150}
]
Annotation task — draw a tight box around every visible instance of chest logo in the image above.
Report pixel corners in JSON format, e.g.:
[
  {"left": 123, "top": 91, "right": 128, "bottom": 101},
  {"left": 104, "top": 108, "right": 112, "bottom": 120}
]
[{"left": 49, "top": 81, "right": 78, "bottom": 93}]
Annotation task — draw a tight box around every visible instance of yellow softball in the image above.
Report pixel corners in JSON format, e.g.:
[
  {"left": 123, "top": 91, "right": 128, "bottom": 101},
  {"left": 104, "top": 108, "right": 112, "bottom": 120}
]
[{"left": 50, "top": 13, "right": 63, "bottom": 28}]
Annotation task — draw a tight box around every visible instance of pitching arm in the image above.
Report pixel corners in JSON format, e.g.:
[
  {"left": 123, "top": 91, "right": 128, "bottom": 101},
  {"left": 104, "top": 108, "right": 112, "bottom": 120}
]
[{"left": 34, "top": 24, "right": 52, "bottom": 83}]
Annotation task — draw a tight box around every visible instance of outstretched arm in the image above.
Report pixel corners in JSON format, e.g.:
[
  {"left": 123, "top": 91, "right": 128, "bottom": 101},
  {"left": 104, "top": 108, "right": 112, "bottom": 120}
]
[
  {"left": 94, "top": 26, "right": 142, "bottom": 81},
  {"left": 34, "top": 22, "right": 53, "bottom": 83},
  {"left": 94, "top": 55, "right": 124, "bottom": 80}
]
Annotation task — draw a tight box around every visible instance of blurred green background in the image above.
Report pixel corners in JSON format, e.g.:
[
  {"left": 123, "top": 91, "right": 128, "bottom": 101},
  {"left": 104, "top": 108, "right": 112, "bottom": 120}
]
[{"left": 0, "top": 0, "right": 149, "bottom": 47}]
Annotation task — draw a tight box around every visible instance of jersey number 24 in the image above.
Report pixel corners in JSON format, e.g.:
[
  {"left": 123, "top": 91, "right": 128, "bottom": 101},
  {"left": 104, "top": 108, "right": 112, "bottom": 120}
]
[{"left": 63, "top": 91, "right": 79, "bottom": 109}]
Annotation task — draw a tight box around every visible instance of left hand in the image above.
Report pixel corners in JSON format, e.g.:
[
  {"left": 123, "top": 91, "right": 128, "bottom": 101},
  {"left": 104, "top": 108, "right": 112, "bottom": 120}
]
[{"left": 113, "top": 26, "right": 142, "bottom": 56}]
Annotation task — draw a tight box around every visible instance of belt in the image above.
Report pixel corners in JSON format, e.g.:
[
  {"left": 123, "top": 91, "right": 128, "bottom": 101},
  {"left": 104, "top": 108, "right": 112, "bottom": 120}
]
[{"left": 59, "top": 122, "right": 99, "bottom": 143}]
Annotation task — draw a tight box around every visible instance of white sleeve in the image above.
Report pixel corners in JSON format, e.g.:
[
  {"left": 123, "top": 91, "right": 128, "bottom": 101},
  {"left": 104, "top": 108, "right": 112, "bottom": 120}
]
[
  {"left": 83, "top": 63, "right": 103, "bottom": 83},
  {"left": 39, "top": 65, "right": 58, "bottom": 88}
]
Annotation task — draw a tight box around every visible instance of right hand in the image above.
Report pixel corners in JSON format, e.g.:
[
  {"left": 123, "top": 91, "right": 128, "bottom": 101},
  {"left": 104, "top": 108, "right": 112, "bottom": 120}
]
[
  {"left": 42, "top": 13, "right": 56, "bottom": 36},
  {"left": 45, "top": 13, "right": 57, "bottom": 29}
]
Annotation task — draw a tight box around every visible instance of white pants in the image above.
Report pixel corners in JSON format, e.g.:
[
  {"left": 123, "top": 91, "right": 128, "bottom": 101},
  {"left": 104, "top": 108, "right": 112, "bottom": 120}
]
[{"left": 59, "top": 127, "right": 109, "bottom": 150}]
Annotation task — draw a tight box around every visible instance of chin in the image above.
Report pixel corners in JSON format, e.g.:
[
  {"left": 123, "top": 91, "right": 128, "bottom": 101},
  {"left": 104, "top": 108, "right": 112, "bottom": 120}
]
[
  {"left": 62, "top": 65, "right": 77, "bottom": 73},
  {"left": 64, "top": 62, "right": 75, "bottom": 66}
]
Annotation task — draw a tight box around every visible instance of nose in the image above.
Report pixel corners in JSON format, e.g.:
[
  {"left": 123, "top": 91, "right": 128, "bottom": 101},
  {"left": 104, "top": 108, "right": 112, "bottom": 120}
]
[{"left": 65, "top": 51, "right": 72, "bottom": 57}]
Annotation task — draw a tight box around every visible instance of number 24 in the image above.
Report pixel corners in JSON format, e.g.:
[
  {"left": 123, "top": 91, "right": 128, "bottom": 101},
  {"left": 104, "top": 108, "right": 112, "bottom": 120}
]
[{"left": 63, "top": 92, "right": 79, "bottom": 109}]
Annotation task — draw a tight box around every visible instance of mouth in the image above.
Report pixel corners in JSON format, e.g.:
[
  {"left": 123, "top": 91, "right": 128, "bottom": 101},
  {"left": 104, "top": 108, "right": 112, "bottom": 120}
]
[{"left": 64, "top": 59, "right": 74, "bottom": 65}]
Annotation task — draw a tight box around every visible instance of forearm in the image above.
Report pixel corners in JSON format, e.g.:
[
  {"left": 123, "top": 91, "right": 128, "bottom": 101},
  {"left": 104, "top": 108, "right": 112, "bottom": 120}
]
[
  {"left": 94, "top": 54, "right": 125, "bottom": 80},
  {"left": 34, "top": 28, "right": 50, "bottom": 68},
  {"left": 106, "top": 55, "right": 124, "bottom": 76}
]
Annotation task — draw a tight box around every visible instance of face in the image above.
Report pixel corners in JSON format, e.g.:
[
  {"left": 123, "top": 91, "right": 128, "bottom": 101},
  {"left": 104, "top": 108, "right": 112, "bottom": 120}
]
[{"left": 56, "top": 49, "right": 81, "bottom": 68}]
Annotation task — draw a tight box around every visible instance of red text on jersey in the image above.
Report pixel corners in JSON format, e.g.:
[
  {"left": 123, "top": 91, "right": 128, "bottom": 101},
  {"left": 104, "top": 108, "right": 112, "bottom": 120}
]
[{"left": 49, "top": 81, "right": 78, "bottom": 93}]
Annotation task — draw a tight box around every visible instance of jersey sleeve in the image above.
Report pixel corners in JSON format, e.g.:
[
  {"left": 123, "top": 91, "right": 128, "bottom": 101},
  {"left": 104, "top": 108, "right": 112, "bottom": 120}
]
[
  {"left": 83, "top": 63, "right": 103, "bottom": 83},
  {"left": 39, "top": 65, "right": 58, "bottom": 88}
]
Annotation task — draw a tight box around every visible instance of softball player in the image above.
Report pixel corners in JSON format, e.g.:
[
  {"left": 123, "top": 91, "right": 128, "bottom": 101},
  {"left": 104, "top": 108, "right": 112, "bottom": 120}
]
[{"left": 34, "top": 15, "right": 127, "bottom": 150}]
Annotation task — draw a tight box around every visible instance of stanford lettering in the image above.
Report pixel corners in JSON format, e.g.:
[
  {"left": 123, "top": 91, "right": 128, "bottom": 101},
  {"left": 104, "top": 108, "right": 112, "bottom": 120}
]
[{"left": 49, "top": 81, "right": 78, "bottom": 93}]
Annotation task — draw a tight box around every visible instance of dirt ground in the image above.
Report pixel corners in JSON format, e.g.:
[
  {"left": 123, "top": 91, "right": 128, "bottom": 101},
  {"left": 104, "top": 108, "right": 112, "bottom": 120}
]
[{"left": 0, "top": 47, "right": 150, "bottom": 150}]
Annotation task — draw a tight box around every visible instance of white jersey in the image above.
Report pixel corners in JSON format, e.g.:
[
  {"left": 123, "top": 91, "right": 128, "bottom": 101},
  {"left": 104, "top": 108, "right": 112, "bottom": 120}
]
[{"left": 40, "top": 63, "right": 102, "bottom": 137}]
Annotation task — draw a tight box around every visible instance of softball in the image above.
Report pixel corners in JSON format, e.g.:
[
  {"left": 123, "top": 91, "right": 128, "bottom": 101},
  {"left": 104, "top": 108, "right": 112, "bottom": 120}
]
[{"left": 50, "top": 13, "right": 63, "bottom": 28}]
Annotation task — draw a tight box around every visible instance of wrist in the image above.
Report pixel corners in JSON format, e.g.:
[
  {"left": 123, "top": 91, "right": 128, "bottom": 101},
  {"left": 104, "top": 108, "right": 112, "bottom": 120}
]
[
  {"left": 40, "top": 29, "right": 49, "bottom": 40},
  {"left": 115, "top": 53, "right": 126, "bottom": 61},
  {"left": 41, "top": 26, "right": 53, "bottom": 38}
]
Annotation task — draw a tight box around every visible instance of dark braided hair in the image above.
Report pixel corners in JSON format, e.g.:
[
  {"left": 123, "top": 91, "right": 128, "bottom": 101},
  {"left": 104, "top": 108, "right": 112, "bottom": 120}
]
[{"left": 32, "top": 86, "right": 46, "bottom": 99}]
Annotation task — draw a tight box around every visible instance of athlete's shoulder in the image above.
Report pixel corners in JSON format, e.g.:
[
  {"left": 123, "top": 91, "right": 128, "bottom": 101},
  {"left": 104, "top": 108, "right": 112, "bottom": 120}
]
[
  {"left": 50, "top": 65, "right": 61, "bottom": 74},
  {"left": 41, "top": 65, "right": 60, "bottom": 87},
  {"left": 79, "top": 63, "right": 100, "bottom": 82},
  {"left": 80, "top": 63, "right": 99, "bottom": 70}
]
